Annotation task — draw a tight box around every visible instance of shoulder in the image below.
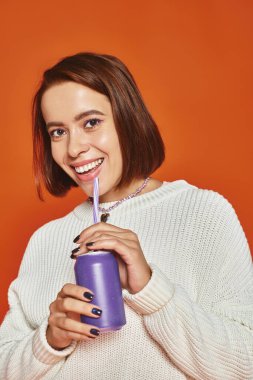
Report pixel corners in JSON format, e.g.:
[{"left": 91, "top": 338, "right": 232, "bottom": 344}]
[
  {"left": 186, "top": 183, "right": 237, "bottom": 218},
  {"left": 162, "top": 180, "right": 234, "bottom": 213},
  {"left": 161, "top": 180, "right": 243, "bottom": 234},
  {"left": 28, "top": 207, "right": 81, "bottom": 245},
  {"left": 17, "top": 207, "right": 83, "bottom": 272},
  {"left": 174, "top": 181, "right": 245, "bottom": 242},
  {"left": 167, "top": 179, "right": 234, "bottom": 208},
  {"left": 167, "top": 182, "right": 251, "bottom": 268}
]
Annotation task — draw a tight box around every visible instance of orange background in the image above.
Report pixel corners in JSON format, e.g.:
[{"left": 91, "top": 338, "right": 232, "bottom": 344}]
[{"left": 0, "top": 0, "right": 252, "bottom": 323}]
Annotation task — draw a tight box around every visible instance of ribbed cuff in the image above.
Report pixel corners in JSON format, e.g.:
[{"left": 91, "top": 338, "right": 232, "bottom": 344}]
[
  {"left": 32, "top": 318, "right": 77, "bottom": 365},
  {"left": 123, "top": 264, "right": 175, "bottom": 315}
]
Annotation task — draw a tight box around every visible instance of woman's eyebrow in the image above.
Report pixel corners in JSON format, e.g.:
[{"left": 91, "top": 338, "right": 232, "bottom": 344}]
[
  {"left": 46, "top": 110, "right": 105, "bottom": 129},
  {"left": 74, "top": 110, "right": 105, "bottom": 121}
]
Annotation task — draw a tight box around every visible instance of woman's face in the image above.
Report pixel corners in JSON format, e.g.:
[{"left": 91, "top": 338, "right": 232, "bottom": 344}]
[{"left": 41, "top": 81, "right": 123, "bottom": 201}]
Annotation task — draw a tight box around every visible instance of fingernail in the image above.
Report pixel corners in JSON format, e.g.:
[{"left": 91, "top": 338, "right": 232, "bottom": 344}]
[
  {"left": 83, "top": 291, "right": 93, "bottom": 300},
  {"left": 90, "top": 328, "right": 100, "bottom": 336},
  {"left": 86, "top": 242, "right": 94, "bottom": 247},
  {"left": 92, "top": 308, "right": 102, "bottom": 316},
  {"left": 73, "top": 234, "right": 80, "bottom": 243},
  {"left": 72, "top": 247, "right": 80, "bottom": 254},
  {"left": 70, "top": 247, "right": 80, "bottom": 259}
]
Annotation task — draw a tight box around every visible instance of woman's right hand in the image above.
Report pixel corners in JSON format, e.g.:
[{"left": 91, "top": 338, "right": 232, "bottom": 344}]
[{"left": 46, "top": 283, "right": 102, "bottom": 350}]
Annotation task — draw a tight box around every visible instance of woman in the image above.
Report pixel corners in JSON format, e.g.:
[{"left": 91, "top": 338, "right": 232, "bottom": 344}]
[{"left": 0, "top": 52, "right": 253, "bottom": 380}]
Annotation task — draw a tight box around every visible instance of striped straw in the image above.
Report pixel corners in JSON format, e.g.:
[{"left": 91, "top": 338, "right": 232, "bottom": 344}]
[{"left": 93, "top": 177, "right": 99, "bottom": 224}]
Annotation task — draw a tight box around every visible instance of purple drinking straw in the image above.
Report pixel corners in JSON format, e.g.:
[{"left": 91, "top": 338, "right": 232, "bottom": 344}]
[{"left": 93, "top": 177, "right": 99, "bottom": 224}]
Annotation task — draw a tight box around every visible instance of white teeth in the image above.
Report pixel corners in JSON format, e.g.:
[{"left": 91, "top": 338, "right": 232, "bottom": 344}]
[{"left": 74, "top": 158, "right": 103, "bottom": 174}]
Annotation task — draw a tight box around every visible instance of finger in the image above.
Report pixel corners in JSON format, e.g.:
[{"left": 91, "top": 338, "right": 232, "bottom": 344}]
[
  {"left": 84, "top": 238, "right": 137, "bottom": 264},
  {"left": 85, "top": 233, "right": 136, "bottom": 247},
  {"left": 57, "top": 283, "right": 94, "bottom": 301},
  {"left": 52, "top": 317, "right": 101, "bottom": 339},
  {"left": 84, "top": 230, "right": 137, "bottom": 245},
  {"left": 75, "top": 223, "right": 133, "bottom": 244},
  {"left": 72, "top": 235, "right": 137, "bottom": 258},
  {"left": 63, "top": 331, "right": 98, "bottom": 342},
  {"left": 55, "top": 297, "right": 102, "bottom": 318},
  {"left": 71, "top": 232, "right": 136, "bottom": 258}
]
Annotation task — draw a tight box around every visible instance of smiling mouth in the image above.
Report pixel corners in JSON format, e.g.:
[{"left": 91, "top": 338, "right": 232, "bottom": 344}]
[{"left": 72, "top": 158, "right": 104, "bottom": 175}]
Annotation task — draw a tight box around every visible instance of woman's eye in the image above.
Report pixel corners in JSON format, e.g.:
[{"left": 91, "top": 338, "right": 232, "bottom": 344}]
[
  {"left": 85, "top": 118, "right": 101, "bottom": 129},
  {"left": 49, "top": 129, "right": 66, "bottom": 138}
]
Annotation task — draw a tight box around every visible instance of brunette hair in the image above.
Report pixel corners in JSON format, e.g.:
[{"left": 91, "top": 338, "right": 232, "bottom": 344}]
[{"left": 32, "top": 52, "right": 165, "bottom": 199}]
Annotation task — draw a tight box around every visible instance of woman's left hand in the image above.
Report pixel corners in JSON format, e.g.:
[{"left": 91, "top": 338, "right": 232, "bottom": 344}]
[{"left": 72, "top": 223, "right": 151, "bottom": 294}]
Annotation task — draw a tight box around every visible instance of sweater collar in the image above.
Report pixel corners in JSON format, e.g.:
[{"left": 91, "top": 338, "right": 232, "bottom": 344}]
[{"left": 73, "top": 179, "right": 195, "bottom": 221}]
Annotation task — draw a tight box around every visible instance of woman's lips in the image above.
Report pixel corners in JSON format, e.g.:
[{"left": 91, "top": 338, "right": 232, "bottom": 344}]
[
  {"left": 70, "top": 157, "right": 104, "bottom": 169},
  {"left": 74, "top": 158, "right": 103, "bottom": 174},
  {"left": 72, "top": 159, "right": 104, "bottom": 182}
]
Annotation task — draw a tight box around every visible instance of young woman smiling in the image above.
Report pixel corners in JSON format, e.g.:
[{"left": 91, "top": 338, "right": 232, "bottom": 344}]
[{"left": 0, "top": 52, "right": 253, "bottom": 380}]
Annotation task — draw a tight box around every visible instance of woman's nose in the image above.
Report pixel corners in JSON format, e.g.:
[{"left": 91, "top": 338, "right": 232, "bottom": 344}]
[{"left": 67, "top": 132, "right": 90, "bottom": 158}]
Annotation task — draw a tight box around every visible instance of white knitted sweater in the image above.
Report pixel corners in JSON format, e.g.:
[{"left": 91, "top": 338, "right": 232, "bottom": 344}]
[{"left": 1, "top": 180, "right": 253, "bottom": 380}]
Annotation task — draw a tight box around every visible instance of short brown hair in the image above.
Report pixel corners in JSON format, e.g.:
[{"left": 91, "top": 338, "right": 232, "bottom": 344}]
[{"left": 32, "top": 52, "right": 165, "bottom": 199}]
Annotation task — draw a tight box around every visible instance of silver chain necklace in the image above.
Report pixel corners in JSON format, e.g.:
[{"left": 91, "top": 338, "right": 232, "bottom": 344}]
[{"left": 89, "top": 177, "right": 150, "bottom": 222}]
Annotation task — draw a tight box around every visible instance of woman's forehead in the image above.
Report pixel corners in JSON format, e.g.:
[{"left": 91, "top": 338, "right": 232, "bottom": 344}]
[{"left": 41, "top": 82, "right": 111, "bottom": 122}]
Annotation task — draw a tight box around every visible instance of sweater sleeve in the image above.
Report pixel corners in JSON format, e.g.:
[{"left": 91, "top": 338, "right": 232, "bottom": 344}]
[
  {"left": 0, "top": 235, "right": 77, "bottom": 380},
  {"left": 124, "top": 194, "right": 253, "bottom": 380}
]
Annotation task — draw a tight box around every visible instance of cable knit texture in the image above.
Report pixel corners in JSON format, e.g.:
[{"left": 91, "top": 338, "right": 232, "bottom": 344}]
[{"left": 1, "top": 180, "right": 253, "bottom": 380}]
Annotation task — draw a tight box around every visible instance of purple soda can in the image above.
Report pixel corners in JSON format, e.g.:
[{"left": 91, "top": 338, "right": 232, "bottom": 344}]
[{"left": 74, "top": 250, "right": 126, "bottom": 332}]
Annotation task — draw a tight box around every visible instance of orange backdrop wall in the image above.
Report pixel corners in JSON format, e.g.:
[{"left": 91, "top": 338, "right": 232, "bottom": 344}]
[{"left": 0, "top": 0, "right": 252, "bottom": 322}]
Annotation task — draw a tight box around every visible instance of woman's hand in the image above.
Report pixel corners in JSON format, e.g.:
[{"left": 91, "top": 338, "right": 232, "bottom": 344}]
[
  {"left": 46, "top": 283, "right": 102, "bottom": 350},
  {"left": 72, "top": 223, "right": 151, "bottom": 294}
]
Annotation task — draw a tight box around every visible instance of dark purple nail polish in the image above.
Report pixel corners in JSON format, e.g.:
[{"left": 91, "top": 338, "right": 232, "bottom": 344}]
[
  {"left": 73, "top": 234, "right": 80, "bottom": 243},
  {"left": 86, "top": 242, "right": 94, "bottom": 247},
  {"left": 72, "top": 247, "right": 80, "bottom": 254},
  {"left": 92, "top": 308, "right": 102, "bottom": 316},
  {"left": 90, "top": 328, "right": 100, "bottom": 336},
  {"left": 83, "top": 291, "right": 93, "bottom": 300}
]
